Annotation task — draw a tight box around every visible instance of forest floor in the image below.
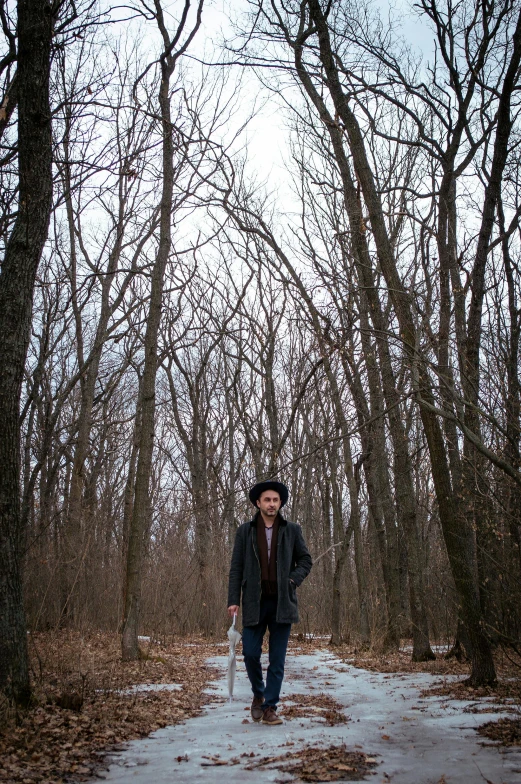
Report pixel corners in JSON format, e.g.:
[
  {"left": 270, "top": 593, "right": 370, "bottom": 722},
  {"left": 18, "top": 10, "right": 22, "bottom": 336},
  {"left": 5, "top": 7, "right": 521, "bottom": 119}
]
[
  {"left": 0, "top": 632, "right": 221, "bottom": 783},
  {"left": 0, "top": 632, "right": 520, "bottom": 783}
]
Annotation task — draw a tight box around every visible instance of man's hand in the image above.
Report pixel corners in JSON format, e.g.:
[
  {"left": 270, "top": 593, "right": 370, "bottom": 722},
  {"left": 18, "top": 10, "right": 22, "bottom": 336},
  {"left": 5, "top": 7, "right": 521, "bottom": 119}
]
[{"left": 228, "top": 605, "right": 239, "bottom": 618}]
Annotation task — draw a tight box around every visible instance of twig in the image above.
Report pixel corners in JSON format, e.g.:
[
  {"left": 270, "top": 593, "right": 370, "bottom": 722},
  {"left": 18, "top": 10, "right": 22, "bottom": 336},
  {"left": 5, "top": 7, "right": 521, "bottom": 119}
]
[{"left": 313, "top": 541, "right": 343, "bottom": 564}]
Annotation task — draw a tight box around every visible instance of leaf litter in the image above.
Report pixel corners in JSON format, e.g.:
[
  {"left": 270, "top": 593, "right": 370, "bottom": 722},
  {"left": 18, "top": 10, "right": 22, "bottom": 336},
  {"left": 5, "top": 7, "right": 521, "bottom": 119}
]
[
  {"left": 477, "top": 717, "right": 521, "bottom": 747},
  {"left": 0, "top": 631, "right": 221, "bottom": 783},
  {"left": 279, "top": 692, "right": 348, "bottom": 725},
  {"left": 244, "top": 743, "right": 378, "bottom": 782}
]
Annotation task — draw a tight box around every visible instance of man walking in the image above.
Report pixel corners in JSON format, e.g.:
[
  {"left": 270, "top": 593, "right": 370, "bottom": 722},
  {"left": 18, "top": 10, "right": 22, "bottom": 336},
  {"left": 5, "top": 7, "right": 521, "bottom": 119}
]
[{"left": 228, "top": 480, "right": 312, "bottom": 725}]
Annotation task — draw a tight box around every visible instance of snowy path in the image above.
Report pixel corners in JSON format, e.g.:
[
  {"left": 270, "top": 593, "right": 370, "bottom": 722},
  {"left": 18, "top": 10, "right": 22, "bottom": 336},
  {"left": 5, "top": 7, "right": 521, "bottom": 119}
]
[{"left": 94, "top": 649, "right": 521, "bottom": 783}]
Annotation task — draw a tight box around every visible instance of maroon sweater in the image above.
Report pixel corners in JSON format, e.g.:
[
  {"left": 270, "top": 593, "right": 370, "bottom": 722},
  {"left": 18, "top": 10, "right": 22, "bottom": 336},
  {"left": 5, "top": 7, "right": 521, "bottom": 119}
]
[{"left": 257, "top": 514, "right": 279, "bottom": 596}]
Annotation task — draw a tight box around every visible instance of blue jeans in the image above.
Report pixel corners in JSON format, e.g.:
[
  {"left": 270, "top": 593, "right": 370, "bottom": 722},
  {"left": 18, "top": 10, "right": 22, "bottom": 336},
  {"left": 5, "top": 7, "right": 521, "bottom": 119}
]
[{"left": 242, "top": 596, "right": 292, "bottom": 709}]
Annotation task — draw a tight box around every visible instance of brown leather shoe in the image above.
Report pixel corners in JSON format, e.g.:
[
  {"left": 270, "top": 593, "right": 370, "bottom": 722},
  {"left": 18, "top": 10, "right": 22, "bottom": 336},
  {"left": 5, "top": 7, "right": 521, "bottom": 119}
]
[
  {"left": 251, "top": 696, "right": 264, "bottom": 722},
  {"left": 261, "top": 706, "right": 283, "bottom": 725}
]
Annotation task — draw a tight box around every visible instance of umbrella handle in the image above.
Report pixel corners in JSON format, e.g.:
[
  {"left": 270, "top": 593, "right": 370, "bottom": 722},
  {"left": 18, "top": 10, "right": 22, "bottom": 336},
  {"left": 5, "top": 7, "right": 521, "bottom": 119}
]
[{"left": 233, "top": 612, "right": 237, "bottom": 628}]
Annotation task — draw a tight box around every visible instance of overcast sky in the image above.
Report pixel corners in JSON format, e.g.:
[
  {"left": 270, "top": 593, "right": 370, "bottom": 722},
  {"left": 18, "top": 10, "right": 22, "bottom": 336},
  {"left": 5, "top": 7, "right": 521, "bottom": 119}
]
[{"left": 187, "top": 0, "right": 439, "bottom": 197}]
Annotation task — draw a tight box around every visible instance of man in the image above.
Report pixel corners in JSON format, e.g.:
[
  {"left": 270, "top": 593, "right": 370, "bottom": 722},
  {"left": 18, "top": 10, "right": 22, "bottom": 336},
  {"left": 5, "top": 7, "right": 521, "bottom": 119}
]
[{"left": 227, "top": 480, "right": 312, "bottom": 726}]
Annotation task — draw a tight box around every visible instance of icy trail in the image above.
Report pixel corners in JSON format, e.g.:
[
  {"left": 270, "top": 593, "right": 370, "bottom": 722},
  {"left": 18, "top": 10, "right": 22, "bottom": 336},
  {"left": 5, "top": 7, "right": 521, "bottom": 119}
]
[{"left": 93, "top": 649, "right": 521, "bottom": 783}]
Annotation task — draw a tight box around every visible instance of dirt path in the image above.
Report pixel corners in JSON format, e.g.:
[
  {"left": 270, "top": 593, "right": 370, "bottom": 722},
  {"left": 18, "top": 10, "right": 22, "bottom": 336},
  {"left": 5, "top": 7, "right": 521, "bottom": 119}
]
[{"left": 92, "top": 649, "right": 521, "bottom": 783}]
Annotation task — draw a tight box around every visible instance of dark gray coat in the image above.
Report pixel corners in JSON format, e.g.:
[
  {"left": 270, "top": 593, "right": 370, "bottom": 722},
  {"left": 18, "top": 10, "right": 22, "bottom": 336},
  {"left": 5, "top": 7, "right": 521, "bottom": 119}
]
[{"left": 228, "top": 514, "right": 312, "bottom": 626}]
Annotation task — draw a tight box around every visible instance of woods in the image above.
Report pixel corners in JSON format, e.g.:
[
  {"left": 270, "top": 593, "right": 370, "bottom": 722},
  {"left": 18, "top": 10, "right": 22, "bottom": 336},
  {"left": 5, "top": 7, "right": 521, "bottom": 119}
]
[{"left": 1, "top": 0, "right": 521, "bottom": 706}]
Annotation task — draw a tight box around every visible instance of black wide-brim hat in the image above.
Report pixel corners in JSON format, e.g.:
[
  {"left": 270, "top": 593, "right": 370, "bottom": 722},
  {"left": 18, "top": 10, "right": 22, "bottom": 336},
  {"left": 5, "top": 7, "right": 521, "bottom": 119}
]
[{"left": 249, "top": 480, "right": 289, "bottom": 508}]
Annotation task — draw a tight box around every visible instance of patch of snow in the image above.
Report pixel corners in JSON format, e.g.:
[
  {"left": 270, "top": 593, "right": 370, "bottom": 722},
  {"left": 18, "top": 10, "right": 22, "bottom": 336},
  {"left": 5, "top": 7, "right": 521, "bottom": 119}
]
[
  {"left": 121, "top": 683, "right": 182, "bottom": 695},
  {"left": 89, "top": 650, "right": 521, "bottom": 784},
  {"left": 400, "top": 643, "right": 451, "bottom": 653}
]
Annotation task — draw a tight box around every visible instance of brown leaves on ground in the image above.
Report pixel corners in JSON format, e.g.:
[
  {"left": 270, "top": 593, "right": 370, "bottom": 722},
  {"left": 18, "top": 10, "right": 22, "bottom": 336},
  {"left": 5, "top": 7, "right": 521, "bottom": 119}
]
[
  {"left": 280, "top": 692, "right": 348, "bottom": 725},
  {"left": 245, "top": 743, "right": 378, "bottom": 782},
  {"left": 419, "top": 676, "right": 521, "bottom": 705},
  {"left": 337, "top": 647, "right": 469, "bottom": 677},
  {"left": 477, "top": 717, "right": 521, "bottom": 746},
  {"left": 0, "top": 631, "right": 220, "bottom": 784},
  {"left": 334, "top": 642, "right": 521, "bottom": 680}
]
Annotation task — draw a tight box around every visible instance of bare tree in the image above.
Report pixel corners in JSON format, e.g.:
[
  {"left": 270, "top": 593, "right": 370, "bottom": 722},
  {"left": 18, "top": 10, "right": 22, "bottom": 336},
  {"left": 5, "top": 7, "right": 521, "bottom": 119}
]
[
  {"left": 0, "top": 0, "right": 54, "bottom": 704},
  {"left": 121, "top": 0, "right": 204, "bottom": 660}
]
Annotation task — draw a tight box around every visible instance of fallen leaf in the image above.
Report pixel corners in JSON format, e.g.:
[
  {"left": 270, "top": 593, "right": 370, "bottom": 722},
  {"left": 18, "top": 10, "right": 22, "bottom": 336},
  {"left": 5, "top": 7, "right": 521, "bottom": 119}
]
[{"left": 245, "top": 743, "right": 378, "bottom": 781}]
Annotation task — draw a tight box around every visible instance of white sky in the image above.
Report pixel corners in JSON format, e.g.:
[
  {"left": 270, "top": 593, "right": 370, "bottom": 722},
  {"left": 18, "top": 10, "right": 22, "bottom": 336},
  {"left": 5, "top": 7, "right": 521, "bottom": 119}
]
[{"left": 189, "top": 0, "right": 439, "bottom": 198}]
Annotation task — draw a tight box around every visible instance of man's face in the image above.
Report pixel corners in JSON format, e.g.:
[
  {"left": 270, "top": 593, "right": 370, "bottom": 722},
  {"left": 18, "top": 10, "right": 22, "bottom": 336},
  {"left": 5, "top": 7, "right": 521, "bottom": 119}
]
[{"left": 256, "top": 490, "right": 281, "bottom": 518}]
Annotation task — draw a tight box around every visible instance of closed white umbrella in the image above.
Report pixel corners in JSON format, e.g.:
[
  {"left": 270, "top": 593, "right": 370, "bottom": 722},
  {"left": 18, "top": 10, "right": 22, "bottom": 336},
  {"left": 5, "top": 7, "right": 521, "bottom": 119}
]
[{"left": 227, "top": 613, "right": 241, "bottom": 702}]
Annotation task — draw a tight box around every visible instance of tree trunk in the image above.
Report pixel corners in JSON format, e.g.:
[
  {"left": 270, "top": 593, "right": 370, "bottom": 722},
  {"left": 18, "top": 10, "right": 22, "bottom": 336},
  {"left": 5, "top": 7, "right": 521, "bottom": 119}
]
[
  {"left": 499, "top": 195, "right": 521, "bottom": 604},
  {"left": 120, "top": 379, "right": 142, "bottom": 631},
  {"left": 307, "top": 0, "right": 493, "bottom": 681},
  {"left": 121, "top": 64, "right": 175, "bottom": 661},
  {"left": 348, "top": 294, "right": 401, "bottom": 648},
  {"left": 330, "top": 470, "right": 353, "bottom": 646},
  {"left": 346, "top": 437, "right": 370, "bottom": 646},
  {"left": 290, "top": 14, "right": 433, "bottom": 660},
  {"left": 0, "top": 0, "right": 53, "bottom": 704},
  {"left": 458, "top": 8, "right": 521, "bottom": 665},
  {"left": 120, "top": 0, "right": 203, "bottom": 654}
]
